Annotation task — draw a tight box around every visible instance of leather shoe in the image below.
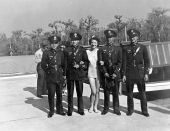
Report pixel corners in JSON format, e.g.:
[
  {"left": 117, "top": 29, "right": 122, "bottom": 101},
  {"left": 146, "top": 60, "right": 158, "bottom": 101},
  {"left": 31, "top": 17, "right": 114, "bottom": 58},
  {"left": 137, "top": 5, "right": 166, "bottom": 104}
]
[
  {"left": 78, "top": 112, "right": 85, "bottom": 116},
  {"left": 114, "top": 110, "right": 121, "bottom": 115},
  {"left": 126, "top": 111, "right": 133, "bottom": 116},
  {"left": 142, "top": 112, "right": 150, "bottom": 117},
  {"left": 67, "top": 112, "right": 72, "bottom": 116},
  {"left": 101, "top": 110, "right": 108, "bottom": 115},
  {"left": 48, "top": 112, "right": 54, "bottom": 118},
  {"left": 56, "top": 112, "right": 66, "bottom": 116},
  {"left": 37, "top": 95, "right": 43, "bottom": 98}
]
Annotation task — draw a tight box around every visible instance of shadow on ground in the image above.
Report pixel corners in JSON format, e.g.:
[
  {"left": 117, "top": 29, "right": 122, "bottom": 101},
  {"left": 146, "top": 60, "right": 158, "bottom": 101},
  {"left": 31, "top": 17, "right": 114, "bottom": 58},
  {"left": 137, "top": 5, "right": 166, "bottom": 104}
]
[
  {"left": 149, "top": 106, "right": 170, "bottom": 114},
  {"left": 23, "top": 87, "right": 49, "bottom": 114},
  {"left": 23, "top": 87, "right": 37, "bottom": 96},
  {"left": 132, "top": 89, "right": 170, "bottom": 101},
  {"left": 23, "top": 87, "right": 128, "bottom": 115},
  {"left": 123, "top": 89, "right": 170, "bottom": 114}
]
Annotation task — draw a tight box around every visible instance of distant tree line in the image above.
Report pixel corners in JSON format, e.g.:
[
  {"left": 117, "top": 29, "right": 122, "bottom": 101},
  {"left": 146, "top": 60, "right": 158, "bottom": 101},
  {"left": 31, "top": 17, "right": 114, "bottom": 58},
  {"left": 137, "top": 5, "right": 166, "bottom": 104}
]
[{"left": 0, "top": 7, "right": 170, "bottom": 56}]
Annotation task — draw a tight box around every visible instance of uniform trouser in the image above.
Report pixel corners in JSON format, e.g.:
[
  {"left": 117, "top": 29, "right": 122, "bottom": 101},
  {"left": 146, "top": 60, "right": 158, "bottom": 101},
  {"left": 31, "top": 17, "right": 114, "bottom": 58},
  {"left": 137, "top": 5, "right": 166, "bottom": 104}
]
[
  {"left": 126, "top": 79, "right": 148, "bottom": 113},
  {"left": 47, "top": 82, "right": 64, "bottom": 113},
  {"left": 103, "top": 80, "right": 120, "bottom": 111},
  {"left": 36, "top": 63, "right": 47, "bottom": 96},
  {"left": 67, "top": 80, "right": 84, "bottom": 113}
]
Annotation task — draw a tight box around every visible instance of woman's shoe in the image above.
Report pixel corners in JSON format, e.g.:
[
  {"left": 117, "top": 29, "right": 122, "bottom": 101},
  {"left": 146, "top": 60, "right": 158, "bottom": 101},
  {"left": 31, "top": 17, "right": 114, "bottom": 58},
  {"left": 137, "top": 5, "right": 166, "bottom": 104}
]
[
  {"left": 93, "top": 108, "right": 100, "bottom": 113},
  {"left": 88, "top": 108, "right": 93, "bottom": 113}
]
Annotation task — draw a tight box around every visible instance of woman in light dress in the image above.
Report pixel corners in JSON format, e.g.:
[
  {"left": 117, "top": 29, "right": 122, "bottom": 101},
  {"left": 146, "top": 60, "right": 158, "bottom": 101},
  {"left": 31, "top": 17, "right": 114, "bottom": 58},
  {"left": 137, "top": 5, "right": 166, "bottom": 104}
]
[{"left": 86, "top": 36, "right": 100, "bottom": 113}]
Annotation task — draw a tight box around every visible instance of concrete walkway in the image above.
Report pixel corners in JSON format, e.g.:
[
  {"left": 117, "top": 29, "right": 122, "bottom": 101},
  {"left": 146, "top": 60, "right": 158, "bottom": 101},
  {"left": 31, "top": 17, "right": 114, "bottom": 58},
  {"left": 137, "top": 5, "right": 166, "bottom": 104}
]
[{"left": 0, "top": 75, "right": 170, "bottom": 131}]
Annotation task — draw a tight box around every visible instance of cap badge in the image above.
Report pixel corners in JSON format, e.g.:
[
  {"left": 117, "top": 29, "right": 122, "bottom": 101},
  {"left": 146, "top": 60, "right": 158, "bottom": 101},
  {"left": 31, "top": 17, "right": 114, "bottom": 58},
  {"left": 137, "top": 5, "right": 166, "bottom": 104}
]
[
  {"left": 74, "top": 33, "right": 77, "bottom": 37},
  {"left": 54, "top": 36, "right": 57, "bottom": 40},
  {"left": 131, "top": 30, "right": 135, "bottom": 35},
  {"left": 108, "top": 30, "right": 112, "bottom": 35}
]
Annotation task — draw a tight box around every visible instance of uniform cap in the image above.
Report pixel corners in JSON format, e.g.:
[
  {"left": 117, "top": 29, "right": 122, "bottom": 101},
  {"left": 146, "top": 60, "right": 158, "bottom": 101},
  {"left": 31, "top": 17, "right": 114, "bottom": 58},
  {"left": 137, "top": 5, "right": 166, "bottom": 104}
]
[
  {"left": 127, "top": 29, "right": 140, "bottom": 38},
  {"left": 104, "top": 29, "right": 117, "bottom": 38},
  {"left": 48, "top": 35, "right": 61, "bottom": 44},
  {"left": 70, "top": 32, "right": 82, "bottom": 41}
]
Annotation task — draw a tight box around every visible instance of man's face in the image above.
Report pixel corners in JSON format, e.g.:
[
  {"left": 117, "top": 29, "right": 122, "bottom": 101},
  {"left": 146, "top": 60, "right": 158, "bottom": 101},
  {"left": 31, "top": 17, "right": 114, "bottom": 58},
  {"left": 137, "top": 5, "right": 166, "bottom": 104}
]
[
  {"left": 131, "top": 36, "right": 138, "bottom": 44},
  {"left": 71, "top": 40, "right": 79, "bottom": 47},
  {"left": 108, "top": 37, "right": 115, "bottom": 44},
  {"left": 60, "top": 45, "right": 65, "bottom": 51},
  {"left": 51, "top": 43, "right": 59, "bottom": 49}
]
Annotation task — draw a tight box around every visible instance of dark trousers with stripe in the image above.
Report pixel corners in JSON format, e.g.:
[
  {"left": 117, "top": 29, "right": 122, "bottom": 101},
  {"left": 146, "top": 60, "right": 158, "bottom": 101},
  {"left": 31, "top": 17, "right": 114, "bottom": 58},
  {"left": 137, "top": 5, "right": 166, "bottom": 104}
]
[
  {"left": 126, "top": 79, "right": 148, "bottom": 113},
  {"left": 47, "top": 82, "right": 64, "bottom": 113},
  {"left": 103, "top": 80, "right": 120, "bottom": 111},
  {"left": 67, "top": 80, "right": 84, "bottom": 113}
]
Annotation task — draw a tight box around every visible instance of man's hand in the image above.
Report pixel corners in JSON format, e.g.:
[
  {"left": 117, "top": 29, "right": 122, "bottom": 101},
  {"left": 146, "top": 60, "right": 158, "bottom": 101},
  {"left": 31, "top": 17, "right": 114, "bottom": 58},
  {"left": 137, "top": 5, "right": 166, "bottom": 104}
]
[
  {"left": 112, "top": 73, "right": 117, "bottom": 79},
  {"left": 104, "top": 73, "right": 109, "bottom": 78},
  {"left": 80, "top": 61, "right": 85, "bottom": 68},
  {"left": 99, "top": 61, "right": 104, "bottom": 65},
  {"left": 122, "top": 75, "right": 126, "bottom": 82},
  {"left": 63, "top": 76, "right": 66, "bottom": 80},
  {"left": 80, "top": 61, "right": 84, "bottom": 65},
  {"left": 144, "top": 74, "right": 149, "bottom": 82},
  {"left": 73, "top": 64, "right": 79, "bottom": 69}
]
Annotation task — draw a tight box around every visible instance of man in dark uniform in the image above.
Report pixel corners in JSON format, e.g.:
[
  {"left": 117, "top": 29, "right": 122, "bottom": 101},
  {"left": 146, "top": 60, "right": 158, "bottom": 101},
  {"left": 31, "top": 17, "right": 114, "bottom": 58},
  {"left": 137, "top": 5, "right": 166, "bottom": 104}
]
[
  {"left": 98, "top": 29, "right": 122, "bottom": 115},
  {"left": 65, "top": 32, "right": 88, "bottom": 116},
  {"left": 122, "top": 29, "right": 150, "bottom": 117},
  {"left": 41, "top": 35, "right": 66, "bottom": 118}
]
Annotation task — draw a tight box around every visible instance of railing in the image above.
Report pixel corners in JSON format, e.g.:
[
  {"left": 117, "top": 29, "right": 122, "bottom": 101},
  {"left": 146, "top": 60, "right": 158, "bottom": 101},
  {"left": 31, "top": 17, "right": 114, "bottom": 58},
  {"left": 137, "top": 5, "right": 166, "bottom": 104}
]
[
  {"left": 84, "top": 41, "right": 170, "bottom": 68},
  {"left": 144, "top": 42, "right": 170, "bottom": 67}
]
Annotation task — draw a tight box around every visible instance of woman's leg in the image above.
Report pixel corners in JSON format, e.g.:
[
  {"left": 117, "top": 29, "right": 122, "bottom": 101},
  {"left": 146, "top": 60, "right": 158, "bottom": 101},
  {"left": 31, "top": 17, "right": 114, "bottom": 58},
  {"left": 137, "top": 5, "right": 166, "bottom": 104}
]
[
  {"left": 93, "top": 78, "right": 100, "bottom": 113},
  {"left": 89, "top": 78, "right": 96, "bottom": 112}
]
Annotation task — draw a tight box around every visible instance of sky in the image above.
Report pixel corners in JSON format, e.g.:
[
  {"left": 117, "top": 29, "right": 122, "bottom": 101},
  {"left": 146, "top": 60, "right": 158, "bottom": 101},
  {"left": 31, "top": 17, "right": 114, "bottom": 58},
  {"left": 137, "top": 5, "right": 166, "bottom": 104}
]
[{"left": 0, "top": 0, "right": 170, "bottom": 37}]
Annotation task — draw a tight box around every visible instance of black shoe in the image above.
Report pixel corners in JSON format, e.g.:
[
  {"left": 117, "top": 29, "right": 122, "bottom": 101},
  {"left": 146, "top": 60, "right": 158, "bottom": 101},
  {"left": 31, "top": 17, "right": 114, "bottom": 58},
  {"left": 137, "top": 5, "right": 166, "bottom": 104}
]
[
  {"left": 114, "top": 110, "right": 121, "bottom": 115},
  {"left": 37, "top": 95, "right": 43, "bottom": 98},
  {"left": 142, "top": 112, "right": 150, "bottom": 117},
  {"left": 126, "top": 111, "right": 133, "bottom": 116},
  {"left": 78, "top": 112, "right": 85, "bottom": 116},
  {"left": 43, "top": 92, "right": 48, "bottom": 95},
  {"left": 48, "top": 112, "right": 54, "bottom": 118},
  {"left": 101, "top": 109, "right": 108, "bottom": 115},
  {"left": 56, "top": 112, "right": 66, "bottom": 116},
  {"left": 67, "top": 112, "right": 72, "bottom": 116}
]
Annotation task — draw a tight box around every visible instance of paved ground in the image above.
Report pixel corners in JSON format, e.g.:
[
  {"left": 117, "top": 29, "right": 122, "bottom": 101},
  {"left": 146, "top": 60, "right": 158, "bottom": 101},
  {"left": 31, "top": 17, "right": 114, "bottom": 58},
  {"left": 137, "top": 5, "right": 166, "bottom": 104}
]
[{"left": 0, "top": 75, "right": 170, "bottom": 131}]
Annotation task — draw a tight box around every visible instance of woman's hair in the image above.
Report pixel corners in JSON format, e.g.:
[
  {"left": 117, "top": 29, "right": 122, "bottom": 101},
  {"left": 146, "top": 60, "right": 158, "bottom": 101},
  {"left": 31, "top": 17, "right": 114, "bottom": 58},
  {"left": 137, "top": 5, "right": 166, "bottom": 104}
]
[{"left": 89, "top": 37, "right": 100, "bottom": 45}]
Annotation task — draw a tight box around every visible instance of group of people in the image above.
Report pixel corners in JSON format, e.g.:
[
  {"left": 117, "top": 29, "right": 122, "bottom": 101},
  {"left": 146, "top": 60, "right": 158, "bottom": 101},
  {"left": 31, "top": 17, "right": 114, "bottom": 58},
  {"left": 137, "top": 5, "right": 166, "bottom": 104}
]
[{"left": 35, "top": 28, "right": 150, "bottom": 118}]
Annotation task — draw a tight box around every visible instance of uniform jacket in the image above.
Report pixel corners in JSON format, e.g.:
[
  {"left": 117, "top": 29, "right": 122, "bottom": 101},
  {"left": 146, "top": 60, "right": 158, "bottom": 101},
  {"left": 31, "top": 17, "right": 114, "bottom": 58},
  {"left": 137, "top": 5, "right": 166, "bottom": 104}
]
[
  {"left": 123, "top": 43, "right": 150, "bottom": 79},
  {"left": 64, "top": 45, "right": 88, "bottom": 80},
  {"left": 98, "top": 43, "right": 122, "bottom": 80},
  {"left": 41, "top": 47, "right": 66, "bottom": 84}
]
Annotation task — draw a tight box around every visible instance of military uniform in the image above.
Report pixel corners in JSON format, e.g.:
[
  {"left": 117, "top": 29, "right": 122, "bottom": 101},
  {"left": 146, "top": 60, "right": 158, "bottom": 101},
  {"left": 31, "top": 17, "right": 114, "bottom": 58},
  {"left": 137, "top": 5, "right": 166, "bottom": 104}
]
[
  {"left": 123, "top": 29, "right": 150, "bottom": 117},
  {"left": 99, "top": 30, "right": 122, "bottom": 115},
  {"left": 41, "top": 35, "right": 66, "bottom": 117},
  {"left": 65, "top": 32, "right": 88, "bottom": 116}
]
